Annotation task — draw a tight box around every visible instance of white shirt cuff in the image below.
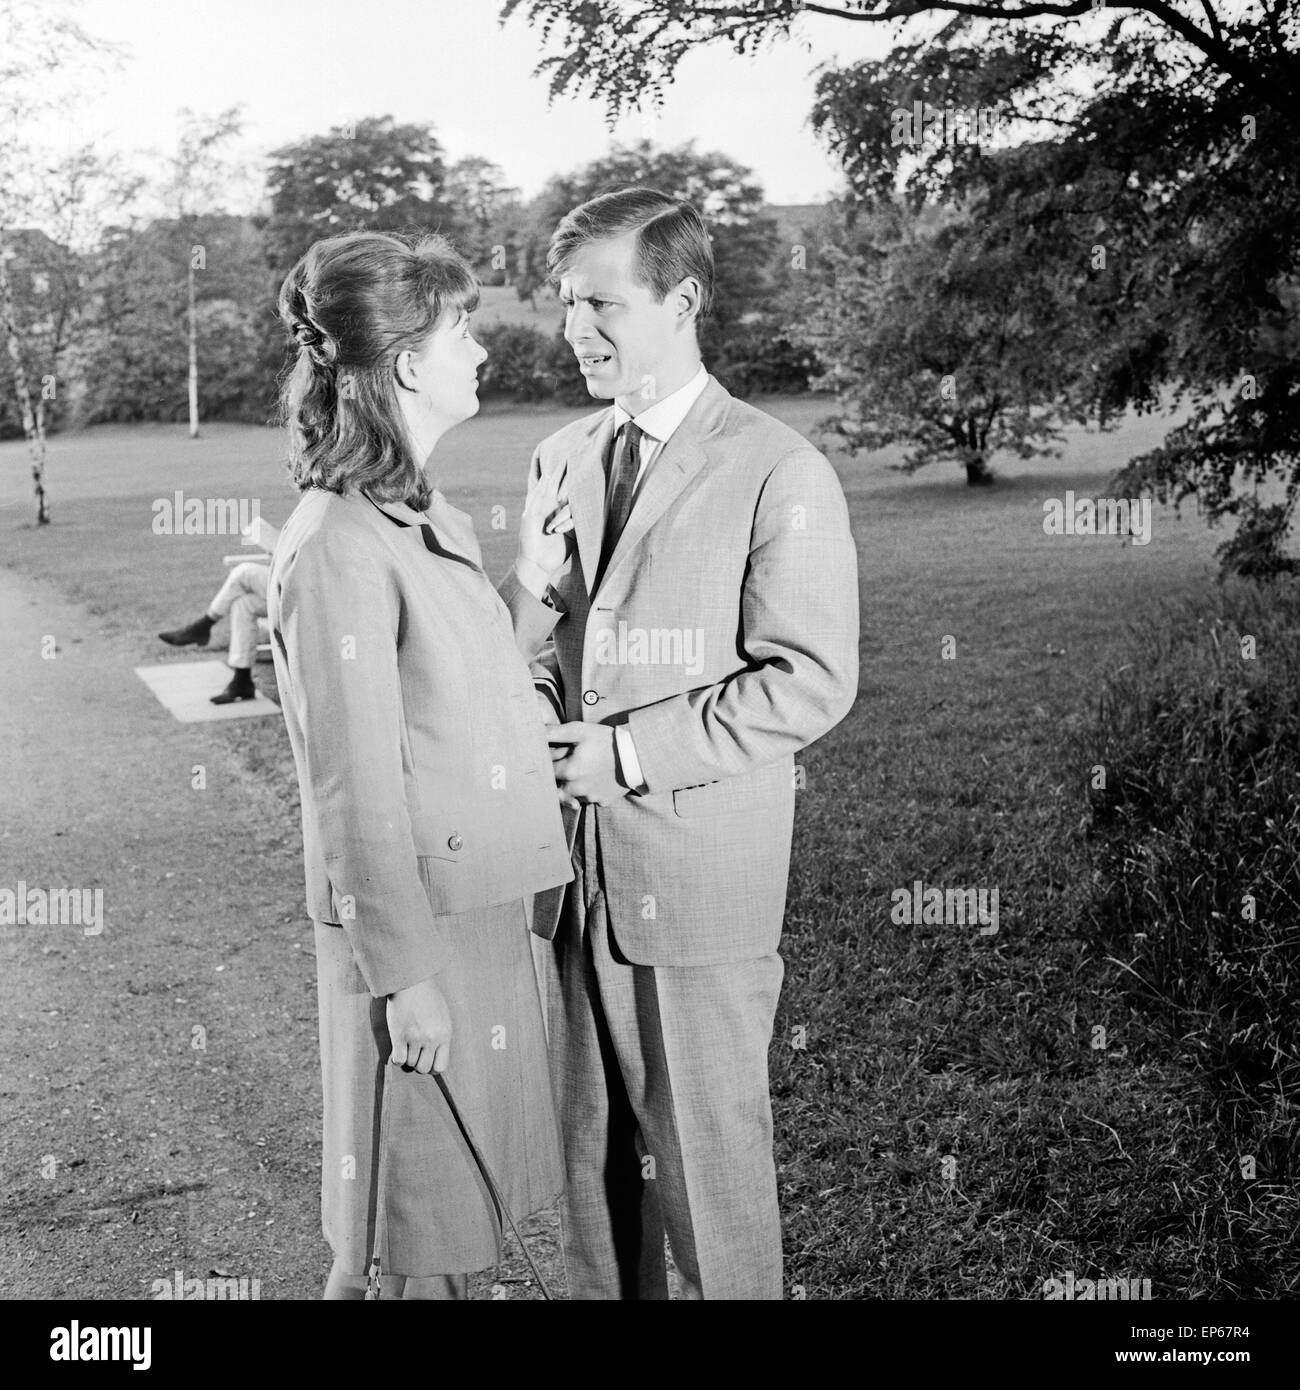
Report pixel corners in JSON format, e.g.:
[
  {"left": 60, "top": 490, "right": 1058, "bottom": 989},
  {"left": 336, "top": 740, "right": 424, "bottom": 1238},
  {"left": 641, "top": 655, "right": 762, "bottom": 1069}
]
[
  {"left": 614, "top": 724, "right": 647, "bottom": 793},
  {"left": 535, "top": 687, "right": 563, "bottom": 722}
]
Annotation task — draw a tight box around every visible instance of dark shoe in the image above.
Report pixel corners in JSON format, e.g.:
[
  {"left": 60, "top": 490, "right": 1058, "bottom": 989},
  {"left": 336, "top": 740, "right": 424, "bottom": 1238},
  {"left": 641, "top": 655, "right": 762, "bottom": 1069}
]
[
  {"left": 159, "top": 615, "right": 215, "bottom": 648},
  {"left": 210, "top": 671, "right": 257, "bottom": 705}
]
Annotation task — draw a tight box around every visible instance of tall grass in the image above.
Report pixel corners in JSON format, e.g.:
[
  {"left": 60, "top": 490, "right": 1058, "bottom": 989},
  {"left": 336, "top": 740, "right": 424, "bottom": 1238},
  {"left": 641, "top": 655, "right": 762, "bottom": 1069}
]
[{"left": 1074, "top": 579, "right": 1300, "bottom": 1281}]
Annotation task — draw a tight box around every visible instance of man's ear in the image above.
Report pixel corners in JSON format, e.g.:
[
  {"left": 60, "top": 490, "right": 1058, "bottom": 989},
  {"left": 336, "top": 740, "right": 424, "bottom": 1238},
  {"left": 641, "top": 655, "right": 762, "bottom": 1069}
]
[
  {"left": 394, "top": 348, "right": 419, "bottom": 394},
  {"left": 674, "top": 276, "right": 702, "bottom": 327}
]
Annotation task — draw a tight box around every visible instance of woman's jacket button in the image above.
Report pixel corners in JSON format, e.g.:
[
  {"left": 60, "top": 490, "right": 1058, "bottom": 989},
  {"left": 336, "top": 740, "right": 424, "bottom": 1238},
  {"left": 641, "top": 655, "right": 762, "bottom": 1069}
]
[{"left": 447, "top": 834, "right": 463, "bottom": 852}]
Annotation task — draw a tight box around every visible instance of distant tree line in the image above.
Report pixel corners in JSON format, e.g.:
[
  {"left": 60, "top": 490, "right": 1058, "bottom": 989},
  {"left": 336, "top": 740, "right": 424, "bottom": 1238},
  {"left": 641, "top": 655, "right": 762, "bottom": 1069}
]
[
  {"left": 8, "top": 0, "right": 1296, "bottom": 574},
  {"left": 0, "top": 118, "right": 822, "bottom": 443}
]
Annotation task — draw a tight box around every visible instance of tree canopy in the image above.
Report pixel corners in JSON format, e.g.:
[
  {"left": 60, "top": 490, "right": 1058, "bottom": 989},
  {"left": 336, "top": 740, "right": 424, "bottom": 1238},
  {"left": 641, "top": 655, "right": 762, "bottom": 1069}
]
[
  {"left": 263, "top": 115, "right": 460, "bottom": 279},
  {"left": 807, "top": 202, "right": 1103, "bottom": 484},
  {"left": 504, "top": 0, "right": 1300, "bottom": 572},
  {"left": 502, "top": 1, "right": 1299, "bottom": 127}
]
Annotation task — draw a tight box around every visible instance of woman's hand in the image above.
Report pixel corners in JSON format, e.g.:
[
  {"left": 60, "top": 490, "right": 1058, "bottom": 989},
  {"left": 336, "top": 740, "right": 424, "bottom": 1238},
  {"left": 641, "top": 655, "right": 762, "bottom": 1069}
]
[
  {"left": 386, "top": 975, "right": 453, "bottom": 1075},
  {"left": 518, "top": 460, "right": 574, "bottom": 581}
]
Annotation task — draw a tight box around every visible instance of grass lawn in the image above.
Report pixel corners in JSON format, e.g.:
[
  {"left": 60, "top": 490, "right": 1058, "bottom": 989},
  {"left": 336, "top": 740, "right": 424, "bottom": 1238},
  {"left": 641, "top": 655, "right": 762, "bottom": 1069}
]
[
  {"left": 4, "top": 394, "right": 1285, "bottom": 1298},
  {"left": 472, "top": 282, "right": 566, "bottom": 336}
]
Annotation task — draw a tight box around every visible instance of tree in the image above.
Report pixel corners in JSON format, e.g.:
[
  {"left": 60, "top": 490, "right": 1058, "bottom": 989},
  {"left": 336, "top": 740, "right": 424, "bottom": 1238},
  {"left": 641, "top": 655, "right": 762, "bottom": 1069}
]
[
  {"left": 159, "top": 108, "right": 244, "bottom": 439},
  {"left": 500, "top": 202, "right": 550, "bottom": 308},
  {"left": 0, "top": 142, "right": 143, "bottom": 439},
  {"left": 809, "top": 202, "right": 1106, "bottom": 484},
  {"left": 445, "top": 156, "right": 521, "bottom": 280},
  {"left": 0, "top": 0, "right": 116, "bottom": 523},
  {"left": 534, "top": 140, "right": 780, "bottom": 365},
  {"left": 263, "top": 116, "right": 460, "bottom": 280},
  {"left": 0, "top": 227, "right": 85, "bottom": 441},
  {"left": 504, "top": 1, "right": 1300, "bottom": 572},
  {"left": 806, "top": 12, "right": 1300, "bottom": 569},
  {"left": 499, "top": 140, "right": 783, "bottom": 391},
  {"left": 79, "top": 214, "right": 276, "bottom": 428},
  {"left": 503, "top": 2, "right": 1299, "bottom": 129}
]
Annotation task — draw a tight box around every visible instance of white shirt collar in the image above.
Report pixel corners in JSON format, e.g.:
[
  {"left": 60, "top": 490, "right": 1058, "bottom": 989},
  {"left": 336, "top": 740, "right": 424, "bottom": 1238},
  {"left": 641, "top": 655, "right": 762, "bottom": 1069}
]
[{"left": 611, "top": 364, "right": 708, "bottom": 445}]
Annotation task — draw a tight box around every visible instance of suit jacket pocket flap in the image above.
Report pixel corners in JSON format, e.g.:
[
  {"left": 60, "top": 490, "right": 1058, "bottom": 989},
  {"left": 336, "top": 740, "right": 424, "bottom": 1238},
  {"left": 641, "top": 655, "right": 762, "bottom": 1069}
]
[
  {"left": 672, "top": 763, "right": 789, "bottom": 818},
  {"left": 412, "top": 817, "right": 472, "bottom": 863}
]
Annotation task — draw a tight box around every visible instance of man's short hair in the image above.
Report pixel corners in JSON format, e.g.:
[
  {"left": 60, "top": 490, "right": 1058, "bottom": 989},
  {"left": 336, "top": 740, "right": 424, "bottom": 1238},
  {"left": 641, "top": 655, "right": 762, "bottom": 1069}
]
[{"left": 547, "top": 187, "right": 715, "bottom": 324}]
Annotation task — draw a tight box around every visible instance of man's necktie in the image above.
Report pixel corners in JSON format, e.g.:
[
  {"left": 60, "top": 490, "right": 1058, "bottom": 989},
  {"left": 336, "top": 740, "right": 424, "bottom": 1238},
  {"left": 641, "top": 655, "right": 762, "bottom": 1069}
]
[{"left": 596, "top": 420, "right": 644, "bottom": 589}]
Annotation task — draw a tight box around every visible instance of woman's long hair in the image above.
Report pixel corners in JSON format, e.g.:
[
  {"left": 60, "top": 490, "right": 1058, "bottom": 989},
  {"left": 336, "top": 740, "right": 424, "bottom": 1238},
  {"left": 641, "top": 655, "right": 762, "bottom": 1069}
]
[{"left": 277, "top": 230, "right": 478, "bottom": 510}]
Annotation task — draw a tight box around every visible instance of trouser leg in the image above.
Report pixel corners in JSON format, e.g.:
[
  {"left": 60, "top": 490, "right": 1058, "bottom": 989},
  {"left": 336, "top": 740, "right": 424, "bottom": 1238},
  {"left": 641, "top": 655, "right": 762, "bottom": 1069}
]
[{"left": 546, "top": 818, "right": 670, "bottom": 1300}]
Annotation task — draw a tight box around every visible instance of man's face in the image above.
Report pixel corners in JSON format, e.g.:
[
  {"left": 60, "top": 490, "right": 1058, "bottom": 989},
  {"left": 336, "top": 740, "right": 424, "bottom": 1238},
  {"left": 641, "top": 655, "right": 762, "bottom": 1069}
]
[{"left": 558, "top": 232, "right": 694, "bottom": 409}]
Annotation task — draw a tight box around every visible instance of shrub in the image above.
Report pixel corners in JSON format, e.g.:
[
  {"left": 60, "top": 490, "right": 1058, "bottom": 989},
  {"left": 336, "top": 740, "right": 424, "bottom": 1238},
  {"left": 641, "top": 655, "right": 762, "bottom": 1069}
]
[
  {"left": 1075, "top": 579, "right": 1300, "bottom": 1168},
  {"left": 707, "top": 313, "right": 821, "bottom": 396},
  {"left": 476, "top": 322, "right": 589, "bottom": 405},
  {"left": 476, "top": 316, "right": 818, "bottom": 406}
]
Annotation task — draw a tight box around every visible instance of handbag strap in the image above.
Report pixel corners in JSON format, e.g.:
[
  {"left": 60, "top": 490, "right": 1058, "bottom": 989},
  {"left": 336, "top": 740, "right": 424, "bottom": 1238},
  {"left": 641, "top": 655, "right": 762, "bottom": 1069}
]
[
  {"left": 364, "top": 1063, "right": 554, "bottom": 1301},
  {"left": 364, "top": 1060, "right": 394, "bottom": 1300},
  {"left": 434, "top": 1073, "right": 554, "bottom": 1301}
]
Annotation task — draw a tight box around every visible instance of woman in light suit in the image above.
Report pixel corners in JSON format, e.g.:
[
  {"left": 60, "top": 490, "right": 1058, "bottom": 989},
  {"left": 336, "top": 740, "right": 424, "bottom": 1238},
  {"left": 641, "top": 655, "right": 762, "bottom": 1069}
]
[{"left": 267, "top": 230, "right": 574, "bottom": 1300}]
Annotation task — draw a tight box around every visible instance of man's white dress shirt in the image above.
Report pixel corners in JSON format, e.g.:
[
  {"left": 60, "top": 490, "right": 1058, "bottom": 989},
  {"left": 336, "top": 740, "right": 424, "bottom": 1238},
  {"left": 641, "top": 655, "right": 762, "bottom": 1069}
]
[{"left": 606, "top": 365, "right": 709, "bottom": 792}]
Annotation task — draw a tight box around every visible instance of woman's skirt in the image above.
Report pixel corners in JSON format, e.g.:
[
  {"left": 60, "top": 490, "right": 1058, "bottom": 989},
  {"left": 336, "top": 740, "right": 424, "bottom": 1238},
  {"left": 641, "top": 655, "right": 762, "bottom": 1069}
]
[{"left": 314, "top": 898, "right": 564, "bottom": 1276}]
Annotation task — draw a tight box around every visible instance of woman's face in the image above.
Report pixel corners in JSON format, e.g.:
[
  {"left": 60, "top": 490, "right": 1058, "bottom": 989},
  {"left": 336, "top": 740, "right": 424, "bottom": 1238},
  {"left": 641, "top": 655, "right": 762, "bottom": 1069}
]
[{"left": 403, "top": 304, "right": 488, "bottom": 439}]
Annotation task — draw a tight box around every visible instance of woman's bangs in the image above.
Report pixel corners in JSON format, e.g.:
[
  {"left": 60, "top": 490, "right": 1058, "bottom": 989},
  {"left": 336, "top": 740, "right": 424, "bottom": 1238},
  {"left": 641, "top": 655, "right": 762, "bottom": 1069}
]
[{"left": 441, "top": 258, "right": 480, "bottom": 318}]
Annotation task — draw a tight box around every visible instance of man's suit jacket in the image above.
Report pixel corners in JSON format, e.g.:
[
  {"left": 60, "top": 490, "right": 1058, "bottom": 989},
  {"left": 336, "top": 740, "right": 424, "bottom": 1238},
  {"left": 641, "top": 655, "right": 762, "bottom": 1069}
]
[
  {"left": 529, "top": 374, "right": 859, "bottom": 967},
  {"left": 268, "top": 486, "right": 573, "bottom": 999}
]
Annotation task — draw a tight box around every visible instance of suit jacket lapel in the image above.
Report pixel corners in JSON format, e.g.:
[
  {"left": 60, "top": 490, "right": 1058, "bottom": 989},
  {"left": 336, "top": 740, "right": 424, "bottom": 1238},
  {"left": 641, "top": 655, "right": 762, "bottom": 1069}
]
[{"left": 595, "top": 376, "right": 727, "bottom": 593}]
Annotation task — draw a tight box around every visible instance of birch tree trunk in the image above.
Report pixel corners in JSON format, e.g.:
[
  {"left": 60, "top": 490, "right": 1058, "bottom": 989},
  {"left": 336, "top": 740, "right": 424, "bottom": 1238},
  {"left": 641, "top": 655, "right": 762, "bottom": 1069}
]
[
  {"left": 187, "top": 248, "right": 199, "bottom": 438},
  {"left": 0, "top": 238, "right": 50, "bottom": 524}
]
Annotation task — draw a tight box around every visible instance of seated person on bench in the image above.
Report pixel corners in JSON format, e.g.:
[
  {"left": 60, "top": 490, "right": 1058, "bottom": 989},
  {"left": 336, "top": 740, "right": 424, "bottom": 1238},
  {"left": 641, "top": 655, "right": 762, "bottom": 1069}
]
[{"left": 158, "top": 561, "right": 269, "bottom": 705}]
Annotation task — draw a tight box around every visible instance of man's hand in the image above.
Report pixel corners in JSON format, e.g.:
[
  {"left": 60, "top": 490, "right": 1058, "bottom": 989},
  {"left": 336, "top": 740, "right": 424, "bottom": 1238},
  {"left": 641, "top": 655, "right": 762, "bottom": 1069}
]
[
  {"left": 386, "top": 975, "right": 453, "bottom": 1075},
  {"left": 549, "top": 722, "right": 627, "bottom": 808},
  {"left": 517, "top": 459, "right": 573, "bottom": 583}
]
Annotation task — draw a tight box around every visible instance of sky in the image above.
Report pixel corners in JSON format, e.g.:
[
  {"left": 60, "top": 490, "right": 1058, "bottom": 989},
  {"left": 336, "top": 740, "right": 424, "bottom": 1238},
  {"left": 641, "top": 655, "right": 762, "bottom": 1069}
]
[{"left": 64, "top": 0, "right": 898, "bottom": 210}]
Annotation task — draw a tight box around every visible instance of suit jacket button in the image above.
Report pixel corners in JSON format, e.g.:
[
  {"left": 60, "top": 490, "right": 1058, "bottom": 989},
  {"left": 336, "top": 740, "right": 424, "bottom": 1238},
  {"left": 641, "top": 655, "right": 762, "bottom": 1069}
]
[
  {"left": 448, "top": 834, "right": 463, "bottom": 851},
  {"left": 582, "top": 690, "right": 599, "bottom": 706}
]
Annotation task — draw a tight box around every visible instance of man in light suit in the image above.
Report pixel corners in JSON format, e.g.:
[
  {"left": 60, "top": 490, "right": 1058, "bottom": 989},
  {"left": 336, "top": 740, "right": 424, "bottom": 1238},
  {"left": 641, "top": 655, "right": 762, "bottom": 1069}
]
[{"left": 527, "top": 188, "right": 859, "bottom": 1299}]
